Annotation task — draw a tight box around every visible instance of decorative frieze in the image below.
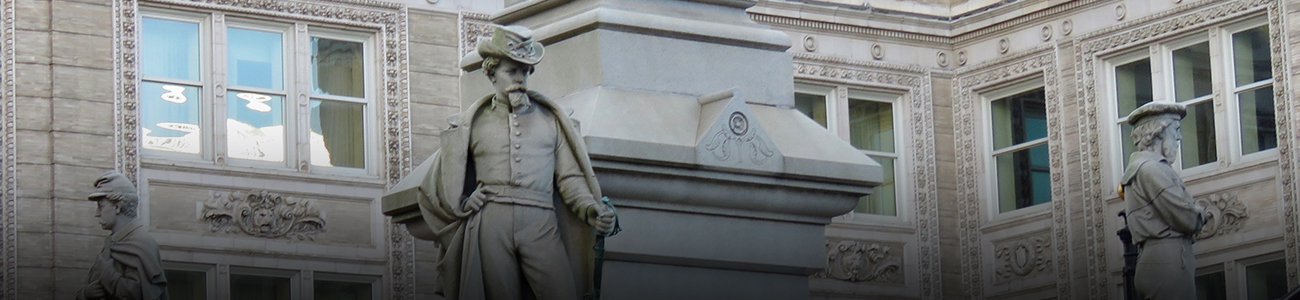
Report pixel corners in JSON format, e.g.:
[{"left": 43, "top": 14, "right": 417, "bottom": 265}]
[
  {"left": 460, "top": 12, "right": 493, "bottom": 57},
  {"left": 1194, "top": 192, "right": 1248, "bottom": 240},
  {"left": 201, "top": 190, "right": 325, "bottom": 240},
  {"left": 814, "top": 240, "right": 904, "bottom": 284},
  {"left": 993, "top": 234, "right": 1053, "bottom": 284}
]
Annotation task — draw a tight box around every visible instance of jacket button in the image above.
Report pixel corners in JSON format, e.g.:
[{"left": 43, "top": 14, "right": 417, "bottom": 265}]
[
  {"left": 513, "top": 144, "right": 521, "bottom": 149},
  {"left": 515, "top": 157, "right": 522, "bottom": 162},
  {"left": 514, "top": 131, "right": 521, "bottom": 136}
]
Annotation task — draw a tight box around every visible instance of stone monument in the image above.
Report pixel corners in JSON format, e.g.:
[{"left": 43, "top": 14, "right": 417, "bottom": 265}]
[
  {"left": 1119, "top": 102, "right": 1207, "bottom": 300},
  {"left": 385, "top": 0, "right": 882, "bottom": 299},
  {"left": 390, "top": 25, "right": 616, "bottom": 300},
  {"left": 78, "top": 171, "right": 169, "bottom": 300}
]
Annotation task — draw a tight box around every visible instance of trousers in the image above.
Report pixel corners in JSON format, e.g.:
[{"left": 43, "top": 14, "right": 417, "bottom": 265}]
[
  {"left": 478, "top": 202, "right": 578, "bottom": 300},
  {"left": 1134, "top": 238, "right": 1196, "bottom": 300}
]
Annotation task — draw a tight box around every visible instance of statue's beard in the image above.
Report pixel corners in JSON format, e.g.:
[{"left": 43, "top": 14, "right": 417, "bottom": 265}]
[{"left": 507, "top": 85, "right": 528, "bottom": 107}]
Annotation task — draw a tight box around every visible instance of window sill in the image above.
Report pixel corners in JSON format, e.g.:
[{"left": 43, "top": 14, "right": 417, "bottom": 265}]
[
  {"left": 142, "top": 157, "right": 387, "bottom": 187},
  {"left": 982, "top": 202, "right": 1052, "bottom": 232}
]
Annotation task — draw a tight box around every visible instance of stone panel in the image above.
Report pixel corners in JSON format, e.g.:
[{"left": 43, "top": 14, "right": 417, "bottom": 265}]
[
  {"left": 15, "top": 232, "right": 53, "bottom": 267},
  {"left": 16, "top": 267, "right": 53, "bottom": 300},
  {"left": 51, "top": 65, "right": 113, "bottom": 102},
  {"left": 49, "top": 1, "right": 111, "bottom": 38},
  {"left": 52, "top": 198, "right": 100, "bottom": 235},
  {"left": 51, "top": 132, "right": 113, "bottom": 167},
  {"left": 52, "top": 232, "right": 102, "bottom": 268},
  {"left": 15, "top": 129, "right": 50, "bottom": 164},
  {"left": 15, "top": 198, "right": 52, "bottom": 233},
  {"left": 410, "top": 71, "right": 460, "bottom": 106},
  {"left": 52, "top": 98, "right": 113, "bottom": 135},
  {"left": 410, "top": 103, "right": 456, "bottom": 137},
  {"left": 149, "top": 184, "right": 375, "bottom": 248},
  {"left": 16, "top": 0, "right": 50, "bottom": 31},
  {"left": 409, "top": 42, "right": 460, "bottom": 77},
  {"left": 407, "top": 9, "right": 458, "bottom": 47},
  {"left": 51, "top": 164, "right": 110, "bottom": 201},
  {"left": 51, "top": 32, "right": 112, "bottom": 69},
  {"left": 411, "top": 133, "right": 441, "bottom": 162},
  {"left": 16, "top": 96, "right": 52, "bottom": 131},
  {"left": 15, "top": 163, "right": 52, "bottom": 199},
  {"left": 16, "top": 30, "right": 50, "bottom": 65},
  {"left": 16, "top": 62, "right": 51, "bottom": 98}
]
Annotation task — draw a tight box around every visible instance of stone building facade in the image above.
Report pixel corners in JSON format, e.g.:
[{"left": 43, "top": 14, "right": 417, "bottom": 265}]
[{"left": 1, "top": 0, "right": 1298, "bottom": 299}]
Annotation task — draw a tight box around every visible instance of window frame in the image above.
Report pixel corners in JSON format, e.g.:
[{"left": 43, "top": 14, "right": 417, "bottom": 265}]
[
  {"left": 1103, "top": 15, "right": 1277, "bottom": 189},
  {"left": 138, "top": 8, "right": 381, "bottom": 177},
  {"left": 980, "top": 77, "right": 1051, "bottom": 218},
  {"left": 793, "top": 82, "right": 912, "bottom": 223}
]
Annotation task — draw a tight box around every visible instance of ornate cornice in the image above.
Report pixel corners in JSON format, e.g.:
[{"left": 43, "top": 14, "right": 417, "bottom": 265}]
[
  {"left": 793, "top": 54, "right": 941, "bottom": 299},
  {"left": 751, "top": 13, "right": 951, "bottom": 45},
  {"left": 1070, "top": 0, "right": 1284, "bottom": 297},
  {"left": 952, "top": 45, "right": 1062, "bottom": 300}
]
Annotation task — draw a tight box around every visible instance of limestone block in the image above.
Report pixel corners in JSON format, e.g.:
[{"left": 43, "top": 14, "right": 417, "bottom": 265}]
[
  {"left": 52, "top": 233, "right": 102, "bottom": 268},
  {"left": 411, "top": 133, "right": 441, "bottom": 163},
  {"left": 16, "top": 198, "right": 53, "bottom": 233},
  {"left": 16, "top": 163, "right": 52, "bottom": 199},
  {"left": 16, "top": 30, "right": 51, "bottom": 64},
  {"left": 16, "top": 62, "right": 52, "bottom": 98},
  {"left": 52, "top": 98, "right": 113, "bottom": 135},
  {"left": 51, "top": 132, "right": 113, "bottom": 167},
  {"left": 16, "top": 232, "right": 53, "bottom": 267},
  {"left": 17, "top": 267, "right": 53, "bottom": 300},
  {"left": 16, "top": 129, "right": 50, "bottom": 165},
  {"left": 409, "top": 42, "right": 460, "bottom": 77},
  {"left": 50, "top": 1, "right": 111, "bottom": 37},
  {"left": 52, "top": 65, "right": 113, "bottom": 102},
  {"left": 52, "top": 32, "right": 112, "bottom": 69},
  {"left": 51, "top": 164, "right": 109, "bottom": 201},
  {"left": 16, "top": 96, "right": 52, "bottom": 131},
  {"left": 53, "top": 198, "right": 100, "bottom": 235},
  {"left": 409, "top": 103, "right": 457, "bottom": 137},
  {"left": 410, "top": 71, "right": 460, "bottom": 106},
  {"left": 54, "top": 266, "right": 91, "bottom": 300},
  {"left": 408, "top": 9, "right": 459, "bottom": 47},
  {"left": 601, "top": 261, "right": 811, "bottom": 300},
  {"left": 16, "top": 0, "right": 50, "bottom": 31}
]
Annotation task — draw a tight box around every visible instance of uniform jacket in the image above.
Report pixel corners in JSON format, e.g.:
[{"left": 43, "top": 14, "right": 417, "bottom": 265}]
[
  {"left": 78, "top": 219, "right": 169, "bottom": 300},
  {"left": 415, "top": 90, "right": 601, "bottom": 300},
  {"left": 1121, "top": 150, "right": 1205, "bottom": 245}
]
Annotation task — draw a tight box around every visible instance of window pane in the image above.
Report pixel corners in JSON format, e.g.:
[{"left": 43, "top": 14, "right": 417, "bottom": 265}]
[
  {"left": 996, "top": 143, "right": 1050, "bottom": 213},
  {"left": 230, "top": 274, "right": 290, "bottom": 300},
  {"left": 1233, "top": 25, "right": 1272, "bottom": 86},
  {"left": 227, "top": 91, "right": 285, "bottom": 162},
  {"left": 141, "top": 81, "right": 201, "bottom": 154},
  {"left": 311, "top": 100, "right": 365, "bottom": 168},
  {"left": 795, "top": 93, "right": 827, "bottom": 128},
  {"left": 164, "top": 270, "right": 206, "bottom": 300},
  {"left": 991, "top": 88, "right": 1047, "bottom": 150},
  {"left": 1115, "top": 59, "right": 1154, "bottom": 118},
  {"left": 1246, "top": 259, "right": 1287, "bottom": 300},
  {"left": 1120, "top": 122, "right": 1136, "bottom": 167},
  {"left": 228, "top": 27, "right": 284, "bottom": 90},
  {"left": 1173, "top": 42, "right": 1213, "bottom": 101},
  {"left": 1239, "top": 86, "right": 1277, "bottom": 154},
  {"left": 856, "top": 156, "right": 895, "bottom": 216},
  {"left": 142, "top": 17, "right": 201, "bottom": 81},
  {"left": 848, "top": 100, "right": 893, "bottom": 152},
  {"left": 313, "top": 38, "right": 365, "bottom": 98},
  {"left": 1181, "top": 101, "right": 1216, "bottom": 168},
  {"left": 315, "top": 280, "right": 373, "bottom": 300},
  {"left": 1195, "top": 271, "right": 1226, "bottom": 300}
]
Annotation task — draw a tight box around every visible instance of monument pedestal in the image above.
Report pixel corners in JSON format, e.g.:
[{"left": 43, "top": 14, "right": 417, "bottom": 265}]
[{"left": 385, "top": 1, "right": 881, "bottom": 298}]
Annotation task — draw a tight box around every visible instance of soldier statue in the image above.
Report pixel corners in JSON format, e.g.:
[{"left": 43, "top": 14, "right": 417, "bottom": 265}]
[{"left": 79, "top": 171, "right": 169, "bottom": 300}]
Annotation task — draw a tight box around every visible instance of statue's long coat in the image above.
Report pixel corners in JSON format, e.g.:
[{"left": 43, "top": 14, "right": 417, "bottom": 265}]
[{"left": 415, "top": 91, "right": 599, "bottom": 300}]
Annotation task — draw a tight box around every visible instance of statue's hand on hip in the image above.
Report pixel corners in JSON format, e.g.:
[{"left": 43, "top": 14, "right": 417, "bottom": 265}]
[
  {"left": 586, "top": 204, "right": 616, "bottom": 235},
  {"left": 463, "top": 188, "right": 492, "bottom": 214}
]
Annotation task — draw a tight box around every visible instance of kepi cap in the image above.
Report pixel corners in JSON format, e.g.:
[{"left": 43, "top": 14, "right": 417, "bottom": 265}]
[{"left": 88, "top": 170, "right": 137, "bottom": 201}]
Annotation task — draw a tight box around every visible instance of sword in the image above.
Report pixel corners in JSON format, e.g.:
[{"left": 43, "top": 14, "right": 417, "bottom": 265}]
[{"left": 585, "top": 196, "right": 621, "bottom": 300}]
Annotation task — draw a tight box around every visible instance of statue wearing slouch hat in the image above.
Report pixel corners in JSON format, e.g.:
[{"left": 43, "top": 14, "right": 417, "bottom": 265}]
[
  {"left": 1119, "top": 102, "right": 1208, "bottom": 300},
  {"left": 405, "top": 25, "right": 616, "bottom": 300},
  {"left": 78, "top": 171, "right": 169, "bottom": 300}
]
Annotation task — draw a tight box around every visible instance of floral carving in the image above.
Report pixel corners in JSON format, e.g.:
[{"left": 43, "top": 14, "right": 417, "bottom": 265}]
[
  {"left": 994, "top": 235, "right": 1052, "bottom": 283},
  {"left": 0, "top": 0, "right": 14, "bottom": 295},
  {"left": 814, "top": 240, "right": 903, "bottom": 284},
  {"left": 202, "top": 190, "right": 325, "bottom": 240},
  {"left": 460, "top": 12, "right": 493, "bottom": 56},
  {"left": 1195, "top": 192, "right": 1248, "bottom": 240},
  {"left": 703, "top": 112, "right": 775, "bottom": 165}
]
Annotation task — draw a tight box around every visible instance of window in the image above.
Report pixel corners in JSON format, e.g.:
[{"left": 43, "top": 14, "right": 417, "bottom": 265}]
[
  {"left": 1195, "top": 253, "right": 1288, "bottom": 300},
  {"left": 230, "top": 273, "right": 293, "bottom": 300},
  {"left": 315, "top": 273, "right": 380, "bottom": 300},
  {"left": 140, "top": 10, "right": 375, "bottom": 173},
  {"left": 164, "top": 264, "right": 378, "bottom": 299},
  {"left": 165, "top": 269, "right": 208, "bottom": 300},
  {"left": 1196, "top": 270, "right": 1227, "bottom": 300},
  {"left": 1244, "top": 259, "right": 1287, "bottom": 300},
  {"left": 794, "top": 84, "right": 904, "bottom": 217},
  {"left": 1108, "top": 18, "right": 1275, "bottom": 175},
  {"left": 988, "top": 86, "right": 1050, "bottom": 213}
]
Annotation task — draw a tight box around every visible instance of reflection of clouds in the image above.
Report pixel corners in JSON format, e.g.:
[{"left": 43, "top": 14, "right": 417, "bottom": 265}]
[
  {"left": 309, "top": 131, "right": 333, "bottom": 167},
  {"left": 142, "top": 124, "right": 200, "bottom": 154},
  {"left": 237, "top": 92, "right": 273, "bottom": 112},
  {"left": 160, "top": 85, "right": 189, "bottom": 104},
  {"left": 227, "top": 119, "right": 284, "bottom": 162}
]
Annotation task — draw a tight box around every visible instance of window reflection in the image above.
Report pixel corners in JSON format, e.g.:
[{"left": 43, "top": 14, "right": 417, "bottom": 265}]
[
  {"left": 230, "top": 274, "right": 290, "bottom": 300},
  {"left": 315, "top": 280, "right": 372, "bottom": 300},
  {"left": 141, "top": 82, "right": 201, "bottom": 154},
  {"left": 310, "top": 100, "right": 365, "bottom": 168},
  {"left": 228, "top": 28, "right": 284, "bottom": 90},
  {"left": 795, "top": 92, "right": 827, "bottom": 128},
  {"left": 142, "top": 17, "right": 201, "bottom": 81},
  {"left": 991, "top": 88, "right": 1050, "bottom": 212},
  {"left": 312, "top": 38, "right": 365, "bottom": 98},
  {"left": 227, "top": 91, "right": 285, "bottom": 162}
]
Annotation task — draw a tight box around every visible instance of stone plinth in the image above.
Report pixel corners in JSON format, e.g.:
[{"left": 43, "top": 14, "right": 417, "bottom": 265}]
[{"left": 384, "top": 0, "right": 881, "bottom": 299}]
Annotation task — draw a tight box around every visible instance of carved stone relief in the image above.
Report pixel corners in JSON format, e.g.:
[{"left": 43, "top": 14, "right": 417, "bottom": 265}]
[
  {"left": 202, "top": 190, "right": 325, "bottom": 240},
  {"left": 993, "top": 234, "right": 1053, "bottom": 284},
  {"left": 813, "top": 240, "right": 904, "bottom": 284},
  {"left": 0, "top": 0, "right": 15, "bottom": 295},
  {"left": 792, "top": 53, "right": 940, "bottom": 299},
  {"left": 1072, "top": 0, "right": 1287, "bottom": 296},
  {"left": 1194, "top": 192, "right": 1248, "bottom": 240},
  {"left": 952, "top": 45, "right": 1064, "bottom": 299},
  {"left": 460, "top": 12, "right": 492, "bottom": 57}
]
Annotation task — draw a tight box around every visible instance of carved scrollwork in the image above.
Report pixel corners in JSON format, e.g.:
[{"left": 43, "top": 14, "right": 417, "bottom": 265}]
[
  {"left": 1195, "top": 192, "right": 1248, "bottom": 240},
  {"left": 202, "top": 190, "right": 325, "bottom": 240},
  {"left": 814, "top": 240, "right": 903, "bottom": 284},
  {"left": 702, "top": 112, "right": 775, "bottom": 165},
  {"left": 994, "top": 235, "right": 1052, "bottom": 283}
]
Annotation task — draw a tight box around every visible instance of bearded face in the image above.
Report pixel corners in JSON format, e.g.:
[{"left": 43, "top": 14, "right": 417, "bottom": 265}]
[
  {"left": 489, "top": 58, "right": 532, "bottom": 107},
  {"left": 1160, "top": 120, "right": 1182, "bottom": 162}
]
